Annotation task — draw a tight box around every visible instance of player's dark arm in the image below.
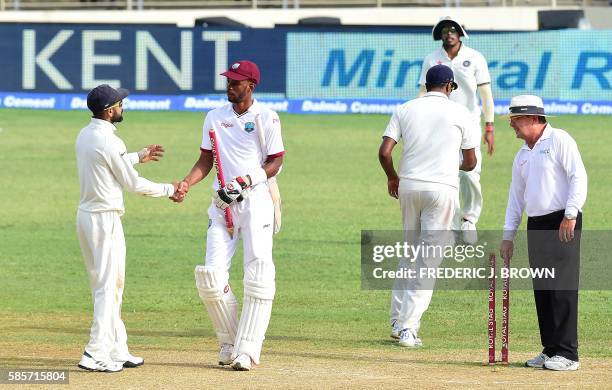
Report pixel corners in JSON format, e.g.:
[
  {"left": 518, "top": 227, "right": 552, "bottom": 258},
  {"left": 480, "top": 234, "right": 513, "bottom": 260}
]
[
  {"left": 478, "top": 82, "right": 495, "bottom": 156},
  {"left": 263, "top": 155, "right": 283, "bottom": 178},
  {"left": 378, "top": 136, "right": 399, "bottom": 198},
  {"left": 460, "top": 148, "right": 477, "bottom": 171},
  {"left": 183, "top": 150, "right": 214, "bottom": 187}
]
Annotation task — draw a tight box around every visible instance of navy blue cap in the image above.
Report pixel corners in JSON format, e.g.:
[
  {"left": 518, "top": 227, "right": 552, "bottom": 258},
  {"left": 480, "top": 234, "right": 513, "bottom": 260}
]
[
  {"left": 87, "top": 84, "right": 129, "bottom": 113},
  {"left": 425, "top": 64, "right": 458, "bottom": 90}
]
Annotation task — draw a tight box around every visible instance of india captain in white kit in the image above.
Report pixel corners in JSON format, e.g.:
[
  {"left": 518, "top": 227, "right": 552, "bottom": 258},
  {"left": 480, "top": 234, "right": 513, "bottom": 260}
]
[
  {"left": 75, "top": 84, "right": 175, "bottom": 372},
  {"left": 172, "top": 60, "right": 284, "bottom": 371},
  {"left": 418, "top": 16, "right": 495, "bottom": 235}
]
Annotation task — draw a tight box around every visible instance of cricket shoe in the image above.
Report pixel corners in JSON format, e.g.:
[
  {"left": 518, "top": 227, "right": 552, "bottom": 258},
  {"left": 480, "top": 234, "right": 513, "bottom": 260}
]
[
  {"left": 461, "top": 220, "right": 478, "bottom": 245},
  {"left": 78, "top": 351, "right": 123, "bottom": 373},
  {"left": 544, "top": 355, "right": 580, "bottom": 371},
  {"left": 398, "top": 329, "right": 423, "bottom": 348},
  {"left": 218, "top": 343, "right": 234, "bottom": 366},
  {"left": 390, "top": 320, "right": 400, "bottom": 340},
  {"left": 525, "top": 352, "right": 549, "bottom": 368},
  {"left": 231, "top": 354, "right": 252, "bottom": 371},
  {"left": 112, "top": 353, "right": 144, "bottom": 368}
]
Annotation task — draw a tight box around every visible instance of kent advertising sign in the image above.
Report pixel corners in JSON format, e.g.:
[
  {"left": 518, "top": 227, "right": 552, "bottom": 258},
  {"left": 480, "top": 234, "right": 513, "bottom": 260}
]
[{"left": 0, "top": 24, "right": 285, "bottom": 94}]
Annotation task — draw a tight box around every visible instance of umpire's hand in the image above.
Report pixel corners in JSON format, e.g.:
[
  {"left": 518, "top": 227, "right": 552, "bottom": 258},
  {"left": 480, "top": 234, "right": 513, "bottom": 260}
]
[
  {"left": 559, "top": 217, "right": 576, "bottom": 243},
  {"left": 500, "top": 240, "right": 513, "bottom": 261}
]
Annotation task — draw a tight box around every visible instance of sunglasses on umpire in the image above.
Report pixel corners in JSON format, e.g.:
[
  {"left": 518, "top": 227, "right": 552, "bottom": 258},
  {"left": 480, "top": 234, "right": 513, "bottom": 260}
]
[{"left": 441, "top": 26, "right": 458, "bottom": 35}]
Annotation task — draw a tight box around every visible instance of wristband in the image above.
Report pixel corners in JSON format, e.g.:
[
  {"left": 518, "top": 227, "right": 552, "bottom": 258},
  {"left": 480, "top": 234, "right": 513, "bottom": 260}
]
[
  {"left": 137, "top": 148, "right": 147, "bottom": 162},
  {"left": 485, "top": 123, "right": 494, "bottom": 133}
]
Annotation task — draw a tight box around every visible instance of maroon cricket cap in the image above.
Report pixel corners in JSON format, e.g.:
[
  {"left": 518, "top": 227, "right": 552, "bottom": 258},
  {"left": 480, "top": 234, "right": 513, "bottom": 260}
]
[{"left": 221, "top": 60, "right": 260, "bottom": 85}]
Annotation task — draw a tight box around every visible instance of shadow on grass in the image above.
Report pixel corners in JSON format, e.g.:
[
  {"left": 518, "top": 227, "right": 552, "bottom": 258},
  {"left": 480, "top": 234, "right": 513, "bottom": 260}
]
[
  {"left": 0, "top": 356, "right": 226, "bottom": 371},
  {"left": 2, "top": 353, "right": 521, "bottom": 372}
]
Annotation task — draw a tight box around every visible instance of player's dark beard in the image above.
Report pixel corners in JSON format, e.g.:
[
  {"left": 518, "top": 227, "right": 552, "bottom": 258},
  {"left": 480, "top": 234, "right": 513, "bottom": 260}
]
[
  {"left": 228, "top": 90, "right": 247, "bottom": 104},
  {"left": 111, "top": 111, "right": 123, "bottom": 123}
]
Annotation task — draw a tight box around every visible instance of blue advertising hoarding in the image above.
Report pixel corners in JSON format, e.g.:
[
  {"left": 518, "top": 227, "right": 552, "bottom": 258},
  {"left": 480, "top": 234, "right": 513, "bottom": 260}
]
[
  {"left": 0, "top": 23, "right": 610, "bottom": 114},
  {"left": 287, "top": 30, "right": 612, "bottom": 101}
]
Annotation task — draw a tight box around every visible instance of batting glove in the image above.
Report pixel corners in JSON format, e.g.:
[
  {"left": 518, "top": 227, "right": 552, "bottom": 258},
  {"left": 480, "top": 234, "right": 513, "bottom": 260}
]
[{"left": 213, "top": 176, "right": 252, "bottom": 210}]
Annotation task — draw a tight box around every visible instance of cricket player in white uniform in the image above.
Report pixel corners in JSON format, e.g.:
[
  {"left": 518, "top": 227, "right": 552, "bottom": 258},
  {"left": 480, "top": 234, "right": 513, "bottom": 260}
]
[
  {"left": 418, "top": 16, "right": 495, "bottom": 240},
  {"left": 172, "top": 60, "right": 284, "bottom": 371},
  {"left": 379, "top": 65, "right": 477, "bottom": 347},
  {"left": 76, "top": 84, "right": 177, "bottom": 372}
]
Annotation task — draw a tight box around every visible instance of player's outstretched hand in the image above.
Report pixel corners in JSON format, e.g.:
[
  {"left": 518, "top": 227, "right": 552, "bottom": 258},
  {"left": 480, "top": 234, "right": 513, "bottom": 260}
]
[
  {"left": 170, "top": 180, "right": 189, "bottom": 203},
  {"left": 484, "top": 124, "right": 495, "bottom": 156},
  {"left": 138, "top": 144, "right": 165, "bottom": 163},
  {"left": 213, "top": 176, "right": 252, "bottom": 209}
]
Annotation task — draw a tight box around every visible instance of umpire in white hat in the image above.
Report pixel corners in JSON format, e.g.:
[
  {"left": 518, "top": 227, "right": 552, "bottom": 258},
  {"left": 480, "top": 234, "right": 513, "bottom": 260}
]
[{"left": 500, "top": 95, "right": 587, "bottom": 371}]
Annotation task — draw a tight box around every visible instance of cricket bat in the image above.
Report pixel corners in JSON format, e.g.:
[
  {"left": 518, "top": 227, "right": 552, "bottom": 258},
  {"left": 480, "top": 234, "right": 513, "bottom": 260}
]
[{"left": 209, "top": 128, "right": 234, "bottom": 238}]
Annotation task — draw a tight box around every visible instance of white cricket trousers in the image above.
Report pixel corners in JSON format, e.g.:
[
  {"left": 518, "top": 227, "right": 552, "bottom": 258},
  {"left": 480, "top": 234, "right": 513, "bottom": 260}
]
[
  {"left": 389, "top": 188, "right": 456, "bottom": 332},
  {"left": 204, "top": 185, "right": 275, "bottom": 363},
  {"left": 457, "top": 146, "right": 483, "bottom": 226},
  {"left": 76, "top": 210, "right": 129, "bottom": 361},
  {"left": 205, "top": 186, "right": 274, "bottom": 270}
]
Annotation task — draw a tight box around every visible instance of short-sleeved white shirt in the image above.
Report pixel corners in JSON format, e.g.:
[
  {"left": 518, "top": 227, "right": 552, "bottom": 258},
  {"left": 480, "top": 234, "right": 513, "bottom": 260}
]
[
  {"left": 419, "top": 45, "right": 491, "bottom": 123},
  {"left": 200, "top": 100, "right": 285, "bottom": 190},
  {"left": 383, "top": 92, "right": 477, "bottom": 191}
]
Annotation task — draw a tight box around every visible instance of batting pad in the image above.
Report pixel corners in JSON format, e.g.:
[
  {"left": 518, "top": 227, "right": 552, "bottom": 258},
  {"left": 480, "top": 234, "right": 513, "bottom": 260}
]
[
  {"left": 194, "top": 266, "right": 238, "bottom": 345},
  {"left": 232, "top": 259, "right": 276, "bottom": 365}
]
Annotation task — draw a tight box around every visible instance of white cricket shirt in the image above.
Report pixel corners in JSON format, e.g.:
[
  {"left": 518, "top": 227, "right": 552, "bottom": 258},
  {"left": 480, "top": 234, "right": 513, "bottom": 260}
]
[
  {"left": 419, "top": 44, "right": 491, "bottom": 124},
  {"left": 383, "top": 92, "right": 477, "bottom": 191},
  {"left": 76, "top": 118, "right": 174, "bottom": 215},
  {"left": 200, "top": 100, "right": 285, "bottom": 189},
  {"left": 503, "top": 124, "right": 587, "bottom": 240}
]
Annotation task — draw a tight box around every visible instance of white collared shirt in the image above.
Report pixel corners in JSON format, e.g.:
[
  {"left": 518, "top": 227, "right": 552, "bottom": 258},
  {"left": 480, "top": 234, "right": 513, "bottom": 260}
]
[
  {"left": 419, "top": 44, "right": 491, "bottom": 125},
  {"left": 76, "top": 118, "right": 174, "bottom": 215},
  {"left": 383, "top": 92, "right": 477, "bottom": 191},
  {"left": 200, "top": 100, "right": 285, "bottom": 190},
  {"left": 503, "top": 124, "right": 588, "bottom": 240}
]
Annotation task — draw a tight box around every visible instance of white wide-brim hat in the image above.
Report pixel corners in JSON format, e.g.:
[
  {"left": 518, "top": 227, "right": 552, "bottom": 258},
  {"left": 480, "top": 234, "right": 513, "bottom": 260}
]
[
  {"left": 432, "top": 16, "right": 469, "bottom": 41},
  {"left": 507, "top": 95, "right": 553, "bottom": 117}
]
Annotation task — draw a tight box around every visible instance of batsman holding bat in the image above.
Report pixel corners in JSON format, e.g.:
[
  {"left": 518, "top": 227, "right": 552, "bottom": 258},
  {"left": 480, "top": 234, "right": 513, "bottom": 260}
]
[{"left": 171, "top": 60, "right": 285, "bottom": 371}]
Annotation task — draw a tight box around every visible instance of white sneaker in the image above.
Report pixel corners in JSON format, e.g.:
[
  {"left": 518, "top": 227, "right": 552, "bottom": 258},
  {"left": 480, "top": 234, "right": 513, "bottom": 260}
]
[
  {"left": 390, "top": 320, "right": 400, "bottom": 340},
  {"left": 78, "top": 351, "right": 123, "bottom": 372},
  {"left": 544, "top": 355, "right": 580, "bottom": 371},
  {"left": 111, "top": 353, "right": 144, "bottom": 368},
  {"left": 398, "top": 329, "right": 423, "bottom": 348},
  {"left": 461, "top": 220, "right": 478, "bottom": 245},
  {"left": 231, "top": 354, "right": 252, "bottom": 371},
  {"left": 525, "top": 352, "right": 549, "bottom": 368},
  {"left": 218, "top": 343, "right": 234, "bottom": 366}
]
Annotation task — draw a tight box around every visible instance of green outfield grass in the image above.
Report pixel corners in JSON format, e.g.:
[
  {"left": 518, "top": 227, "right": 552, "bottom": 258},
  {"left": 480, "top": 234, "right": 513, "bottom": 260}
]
[{"left": 0, "top": 110, "right": 610, "bottom": 385}]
